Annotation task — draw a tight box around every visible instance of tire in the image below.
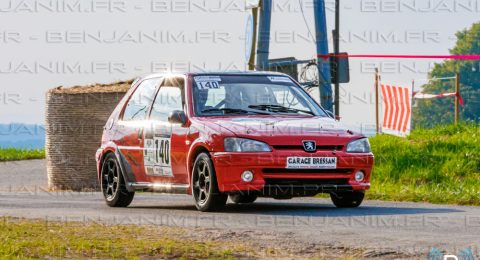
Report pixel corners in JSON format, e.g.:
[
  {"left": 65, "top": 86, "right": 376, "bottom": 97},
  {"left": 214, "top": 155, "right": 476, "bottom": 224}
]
[
  {"left": 191, "top": 153, "right": 227, "bottom": 212},
  {"left": 330, "top": 191, "right": 365, "bottom": 208},
  {"left": 229, "top": 193, "right": 258, "bottom": 204},
  {"left": 101, "top": 153, "right": 135, "bottom": 207}
]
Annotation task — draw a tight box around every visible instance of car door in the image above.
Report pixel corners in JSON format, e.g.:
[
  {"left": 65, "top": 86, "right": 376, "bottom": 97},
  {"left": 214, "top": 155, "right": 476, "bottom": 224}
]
[
  {"left": 143, "top": 82, "right": 189, "bottom": 184},
  {"left": 117, "top": 77, "right": 162, "bottom": 183}
]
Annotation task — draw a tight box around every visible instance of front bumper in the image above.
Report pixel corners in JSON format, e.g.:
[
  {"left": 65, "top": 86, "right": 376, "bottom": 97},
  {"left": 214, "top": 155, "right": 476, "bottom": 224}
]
[{"left": 211, "top": 151, "right": 373, "bottom": 197}]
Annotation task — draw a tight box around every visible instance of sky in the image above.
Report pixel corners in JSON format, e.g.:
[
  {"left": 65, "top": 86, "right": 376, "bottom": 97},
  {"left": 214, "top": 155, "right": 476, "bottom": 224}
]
[{"left": 0, "top": 0, "right": 479, "bottom": 130}]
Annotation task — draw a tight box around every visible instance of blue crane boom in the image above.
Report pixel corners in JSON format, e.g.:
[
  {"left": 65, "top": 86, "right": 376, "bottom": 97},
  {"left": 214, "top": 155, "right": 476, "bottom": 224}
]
[{"left": 255, "top": 0, "right": 333, "bottom": 112}]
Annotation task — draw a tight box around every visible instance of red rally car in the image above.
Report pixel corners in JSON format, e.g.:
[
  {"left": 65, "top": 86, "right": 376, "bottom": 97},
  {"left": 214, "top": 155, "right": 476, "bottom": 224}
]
[{"left": 96, "top": 72, "right": 374, "bottom": 211}]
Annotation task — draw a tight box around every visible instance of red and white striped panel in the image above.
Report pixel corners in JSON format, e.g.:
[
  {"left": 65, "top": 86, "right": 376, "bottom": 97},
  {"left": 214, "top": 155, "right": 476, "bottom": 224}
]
[
  {"left": 380, "top": 85, "right": 412, "bottom": 137},
  {"left": 414, "top": 91, "right": 464, "bottom": 106},
  {"left": 414, "top": 92, "right": 456, "bottom": 99}
]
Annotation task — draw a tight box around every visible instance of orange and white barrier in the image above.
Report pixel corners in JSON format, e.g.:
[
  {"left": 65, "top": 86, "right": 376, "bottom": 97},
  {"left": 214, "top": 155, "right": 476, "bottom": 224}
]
[{"left": 380, "top": 84, "right": 412, "bottom": 137}]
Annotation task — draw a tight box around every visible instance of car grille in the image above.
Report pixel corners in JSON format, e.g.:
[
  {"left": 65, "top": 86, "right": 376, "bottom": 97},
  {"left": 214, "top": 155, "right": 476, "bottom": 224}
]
[
  {"left": 259, "top": 178, "right": 352, "bottom": 197},
  {"left": 262, "top": 168, "right": 353, "bottom": 174},
  {"left": 272, "top": 145, "right": 343, "bottom": 151},
  {"left": 264, "top": 178, "right": 349, "bottom": 186}
]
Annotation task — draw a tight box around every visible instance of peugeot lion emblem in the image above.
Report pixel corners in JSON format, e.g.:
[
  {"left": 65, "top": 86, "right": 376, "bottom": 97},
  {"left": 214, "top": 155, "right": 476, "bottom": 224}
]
[{"left": 302, "top": 140, "right": 316, "bottom": 152}]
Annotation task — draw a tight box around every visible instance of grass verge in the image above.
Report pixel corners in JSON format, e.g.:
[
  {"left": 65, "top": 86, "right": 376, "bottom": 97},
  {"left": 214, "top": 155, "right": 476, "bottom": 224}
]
[
  {"left": 367, "top": 123, "right": 480, "bottom": 205},
  {"left": 0, "top": 217, "right": 248, "bottom": 259},
  {"left": 0, "top": 148, "right": 45, "bottom": 162}
]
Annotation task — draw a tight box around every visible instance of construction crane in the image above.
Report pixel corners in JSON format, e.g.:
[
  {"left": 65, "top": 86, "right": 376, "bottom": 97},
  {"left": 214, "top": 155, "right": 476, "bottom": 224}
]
[{"left": 246, "top": 0, "right": 348, "bottom": 115}]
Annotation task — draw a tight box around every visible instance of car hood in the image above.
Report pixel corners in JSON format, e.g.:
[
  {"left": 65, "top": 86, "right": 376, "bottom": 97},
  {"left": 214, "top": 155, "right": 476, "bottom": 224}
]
[{"left": 202, "top": 116, "right": 363, "bottom": 146}]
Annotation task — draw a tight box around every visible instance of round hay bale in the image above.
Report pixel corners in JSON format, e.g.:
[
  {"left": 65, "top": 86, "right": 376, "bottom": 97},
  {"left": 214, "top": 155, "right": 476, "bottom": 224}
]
[{"left": 46, "top": 80, "right": 133, "bottom": 191}]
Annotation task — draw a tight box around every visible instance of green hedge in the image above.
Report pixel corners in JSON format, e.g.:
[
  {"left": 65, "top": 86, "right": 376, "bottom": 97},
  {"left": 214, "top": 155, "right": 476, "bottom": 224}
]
[{"left": 0, "top": 148, "right": 45, "bottom": 162}]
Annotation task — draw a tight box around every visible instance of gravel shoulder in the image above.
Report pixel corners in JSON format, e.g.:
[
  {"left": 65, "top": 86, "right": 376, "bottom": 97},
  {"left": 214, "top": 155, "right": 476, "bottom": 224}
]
[{"left": 0, "top": 159, "right": 47, "bottom": 191}]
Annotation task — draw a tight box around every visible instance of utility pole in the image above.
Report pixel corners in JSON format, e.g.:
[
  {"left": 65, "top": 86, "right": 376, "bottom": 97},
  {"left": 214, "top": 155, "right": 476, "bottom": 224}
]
[
  {"left": 455, "top": 73, "right": 460, "bottom": 124},
  {"left": 411, "top": 80, "right": 415, "bottom": 102},
  {"left": 375, "top": 68, "right": 380, "bottom": 134},
  {"left": 256, "top": 0, "right": 272, "bottom": 71},
  {"left": 248, "top": 7, "right": 259, "bottom": 71},
  {"left": 333, "top": 0, "right": 340, "bottom": 117},
  {"left": 313, "top": 0, "right": 333, "bottom": 112}
]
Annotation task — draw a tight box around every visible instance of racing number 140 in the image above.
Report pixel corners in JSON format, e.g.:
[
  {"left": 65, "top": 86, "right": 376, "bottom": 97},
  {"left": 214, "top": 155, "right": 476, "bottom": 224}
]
[
  {"left": 154, "top": 138, "right": 170, "bottom": 165},
  {"left": 197, "top": 81, "right": 219, "bottom": 89}
]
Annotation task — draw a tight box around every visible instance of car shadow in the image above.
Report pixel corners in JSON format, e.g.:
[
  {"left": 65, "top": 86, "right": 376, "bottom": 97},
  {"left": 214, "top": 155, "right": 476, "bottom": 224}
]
[
  {"left": 131, "top": 204, "right": 198, "bottom": 211},
  {"left": 130, "top": 200, "right": 464, "bottom": 217},
  {"left": 220, "top": 202, "right": 464, "bottom": 217}
]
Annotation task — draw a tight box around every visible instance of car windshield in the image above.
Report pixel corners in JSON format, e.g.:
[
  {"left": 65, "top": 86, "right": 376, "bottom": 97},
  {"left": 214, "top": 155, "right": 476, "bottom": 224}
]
[{"left": 192, "top": 75, "right": 327, "bottom": 117}]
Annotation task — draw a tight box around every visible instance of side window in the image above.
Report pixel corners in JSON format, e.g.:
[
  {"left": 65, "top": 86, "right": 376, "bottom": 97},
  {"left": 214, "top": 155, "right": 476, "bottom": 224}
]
[
  {"left": 123, "top": 78, "right": 161, "bottom": 121},
  {"left": 150, "top": 86, "right": 183, "bottom": 121}
]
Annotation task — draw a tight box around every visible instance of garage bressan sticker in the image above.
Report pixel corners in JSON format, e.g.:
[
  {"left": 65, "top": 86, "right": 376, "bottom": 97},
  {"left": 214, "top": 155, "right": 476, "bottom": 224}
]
[
  {"left": 286, "top": 157, "right": 337, "bottom": 169},
  {"left": 144, "top": 136, "right": 173, "bottom": 177}
]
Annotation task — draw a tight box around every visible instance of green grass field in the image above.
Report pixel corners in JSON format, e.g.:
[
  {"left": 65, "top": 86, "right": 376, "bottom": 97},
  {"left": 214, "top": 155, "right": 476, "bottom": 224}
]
[
  {"left": 0, "top": 148, "right": 45, "bottom": 161},
  {"left": 368, "top": 123, "right": 480, "bottom": 205},
  {"left": 0, "top": 218, "right": 248, "bottom": 259}
]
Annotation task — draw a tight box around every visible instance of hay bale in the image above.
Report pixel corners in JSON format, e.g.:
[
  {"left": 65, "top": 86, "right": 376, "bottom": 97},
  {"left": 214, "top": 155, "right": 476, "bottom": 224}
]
[{"left": 46, "top": 80, "right": 133, "bottom": 191}]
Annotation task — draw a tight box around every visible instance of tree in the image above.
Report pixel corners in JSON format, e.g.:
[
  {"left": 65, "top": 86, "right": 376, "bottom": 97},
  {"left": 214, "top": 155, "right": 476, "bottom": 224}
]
[{"left": 413, "top": 22, "right": 480, "bottom": 128}]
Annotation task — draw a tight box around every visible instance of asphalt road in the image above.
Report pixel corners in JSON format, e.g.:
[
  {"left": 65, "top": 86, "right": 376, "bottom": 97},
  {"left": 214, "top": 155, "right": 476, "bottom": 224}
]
[{"left": 1, "top": 160, "right": 480, "bottom": 257}]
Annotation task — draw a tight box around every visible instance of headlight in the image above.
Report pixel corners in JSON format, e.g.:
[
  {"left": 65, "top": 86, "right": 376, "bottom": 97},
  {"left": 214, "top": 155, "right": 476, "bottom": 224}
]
[
  {"left": 224, "top": 137, "right": 271, "bottom": 152},
  {"left": 346, "top": 138, "right": 371, "bottom": 153}
]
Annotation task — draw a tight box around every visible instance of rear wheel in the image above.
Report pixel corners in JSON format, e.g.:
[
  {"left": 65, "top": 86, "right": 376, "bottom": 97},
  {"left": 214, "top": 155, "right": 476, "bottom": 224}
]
[
  {"left": 192, "top": 153, "right": 227, "bottom": 212},
  {"left": 101, "top": 153, "right": 134, "bottom": 207},
  {"left": 330, "top": 191, "right": 364, "bottom": 208},
  {"left": 229, "top": 193, "right": 258, "bottom": 204}
]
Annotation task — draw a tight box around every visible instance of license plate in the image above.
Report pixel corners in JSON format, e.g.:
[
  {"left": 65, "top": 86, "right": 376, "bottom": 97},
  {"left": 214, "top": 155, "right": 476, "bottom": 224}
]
[{"left": 286, "top": 157, "right": 337, "bottom": 169}]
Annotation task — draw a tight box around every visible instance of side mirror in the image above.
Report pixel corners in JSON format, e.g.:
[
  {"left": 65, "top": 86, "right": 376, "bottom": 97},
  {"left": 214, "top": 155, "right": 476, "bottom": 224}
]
[{"left": 168, "top": 110, "right": 187, "bottom": 126}]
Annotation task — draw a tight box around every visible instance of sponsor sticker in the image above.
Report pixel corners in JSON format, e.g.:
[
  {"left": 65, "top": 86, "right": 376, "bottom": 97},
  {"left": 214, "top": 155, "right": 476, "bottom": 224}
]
[
  {"left": 267, "top": 76, "right": 292, "bottom": 83},
  {"left": 286, "top": 157, "right": 337, "bottom": 169},
  {"left": 194, "top": 76, "right": 222, "bottom": 90},
  {"left": 144, "top": 136, "right": 173, "bottom": 177}
]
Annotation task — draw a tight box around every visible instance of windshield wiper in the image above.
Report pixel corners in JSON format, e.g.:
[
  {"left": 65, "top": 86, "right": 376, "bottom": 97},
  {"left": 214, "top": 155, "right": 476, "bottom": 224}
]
[
  {"left": 201, "top": 108, "right": 270, "bottom": 115},
  {"left": 248, "top": 104, "right": 315, "bottom": 115}
]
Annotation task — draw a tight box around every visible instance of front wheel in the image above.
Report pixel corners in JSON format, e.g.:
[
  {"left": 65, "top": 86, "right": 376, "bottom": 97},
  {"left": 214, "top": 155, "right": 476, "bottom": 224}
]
[
  {"left": 330, "top": 191, "right": 365, "bottom": 208},
  {"left": 192, "top": 153, "right": 227, "bottom": 212},
  {"left": 101, "top": 153, "right": 135, "bottom": 207}
]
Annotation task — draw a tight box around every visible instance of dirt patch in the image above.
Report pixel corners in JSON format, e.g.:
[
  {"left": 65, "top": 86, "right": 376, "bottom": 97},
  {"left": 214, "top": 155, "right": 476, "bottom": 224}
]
[{"left": 170, "top": 227, "right": 416, "bottom": 259}]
